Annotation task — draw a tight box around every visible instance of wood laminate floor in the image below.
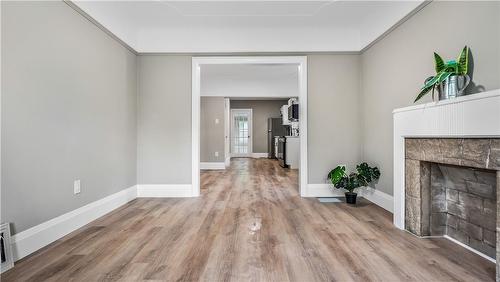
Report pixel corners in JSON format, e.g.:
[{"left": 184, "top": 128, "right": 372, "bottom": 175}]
[{"left": 2, "top": 158, "right": 495, "bottom": 281}]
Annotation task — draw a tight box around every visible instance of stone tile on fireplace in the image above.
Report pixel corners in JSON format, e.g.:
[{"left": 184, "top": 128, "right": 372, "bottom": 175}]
[
  {"left": 405, "top": 195, "right": 422, "bottom": 236},
  {"left": 458, "top": 219, "right": 483, "bottom": 241},
  {"left": 405, "top": 139, "right": 423, "bottom": 160},
  {"left": 462, "top": 139, "right": 491, "bottom": 168},
  {"left": 466, "top": 180, "right": 495, "bottom": 199},
  {"left": 458, "top": 192, "right": 483, "bottom": 212},
  {"left": 438, "top": 139, "right": 463, "bottom": 165},
  {"left": 405, "top": 159, "right": 421, "bottom": 198},
  {"left": 447, "top": 201, "right": 467, "bottom": 219},
  {"left": 470, "top": 237, "right": 496, "bottom": 259},
  {"left": 405, "top": 138, "right": 499, "bottom": 261},
  {"left": 484, "top": 228, "right": 496, "bottom": 247},
  {"left": 446, "top": 188, "right": 459, "bottom": 202},
  {"left": 439, "top": 165, "right": 474, "bottom": 192},
  {"left": 484, "top": 198, "right": 496, "bottom": 216},
  {"left": 421, "top": 139, "right": 440, "bottom": 162},
  {"left": 447, "top": 214, "right": 459, "bottom": 229},
  {"left": 497, "top": 171, "right": 500, "bottom": 278},
  {"left": 431, "top": 212, "right": 447, "bottom": 235},
  {"left": 447, "top": 226, "right": 468, "bottom": 245},
  {"left": 489, "top": 139, "right": 500, "bottom": 170},
  {"left": 469, "top": 210, "right": 496, "bottom": 231}
]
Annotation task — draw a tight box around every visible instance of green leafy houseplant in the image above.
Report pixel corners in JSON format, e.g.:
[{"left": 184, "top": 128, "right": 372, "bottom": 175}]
[
  {"left": 327, "top": 163, "right": 381, "bottom": 204},
  {"left": 414, "top": 46, "right": 469, "bottom": 102}
]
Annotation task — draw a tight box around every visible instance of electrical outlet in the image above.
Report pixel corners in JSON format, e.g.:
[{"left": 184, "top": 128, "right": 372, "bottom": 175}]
[
  {"left": 215, "top": 151, "right": 219, "bottom": 157},
  {"left": 74, "top": 180, "right": 81, "bottom": 194}
]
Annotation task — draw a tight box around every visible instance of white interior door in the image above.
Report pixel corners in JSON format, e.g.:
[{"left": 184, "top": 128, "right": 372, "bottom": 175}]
[{"left": 230, "top": 109, "right": 252, "bottom": 157}]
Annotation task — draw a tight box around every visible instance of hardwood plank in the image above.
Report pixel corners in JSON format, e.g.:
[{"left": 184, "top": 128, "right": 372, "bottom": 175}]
[{"left": 1, "top": 158, "right": 495, "bottom": 281}]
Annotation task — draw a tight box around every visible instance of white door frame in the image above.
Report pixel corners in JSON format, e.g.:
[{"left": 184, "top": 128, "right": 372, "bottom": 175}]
[
  {"left": 192, "top": 56, "right": 308, "bottom": 197},
  {"left": 224, "top": 98, "right": 231, "bottom": 167},
  {"left": 230, "top": 109, "right": 253, "bottom": 157}
]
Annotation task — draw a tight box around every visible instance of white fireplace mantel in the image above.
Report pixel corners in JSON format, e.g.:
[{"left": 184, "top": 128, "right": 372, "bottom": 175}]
[{"left": 392, "top": 89, "right": 500, "bottom": 229}]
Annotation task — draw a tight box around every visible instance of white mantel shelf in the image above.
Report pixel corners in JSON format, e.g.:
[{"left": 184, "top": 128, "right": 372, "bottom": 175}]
[{"left": 392, "top": 89, "right": 500, "bottom": 229}]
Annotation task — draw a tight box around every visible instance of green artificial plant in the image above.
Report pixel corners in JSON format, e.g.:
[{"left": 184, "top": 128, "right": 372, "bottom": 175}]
[
  {"left": 414, "top": 46, "right": 469, "bottom": 102},
  {"left": 327, "top": 163, "right": 381, "bottom": 193}
]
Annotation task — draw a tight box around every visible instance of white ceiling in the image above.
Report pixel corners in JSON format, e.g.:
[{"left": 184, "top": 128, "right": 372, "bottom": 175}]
[
  {"left": 73, "top": 0, "right": 424, "bottom": 53},
  {"left": 201, "top": 64, "right": 299, "bottom": 98}
]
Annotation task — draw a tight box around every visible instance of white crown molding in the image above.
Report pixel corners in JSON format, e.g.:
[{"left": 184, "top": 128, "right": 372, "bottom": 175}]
[
  {"left": 11, "top": 185, "right": 137, "bottom": 261},
  {"left": 360, "top": 1, "right": 431, "bottom": 53},
  {"left": 66, "top": 0, "right": 428, "bottom": 55},
  {"left": 64, "top": 0, "right": 138, "bottom": 55}
]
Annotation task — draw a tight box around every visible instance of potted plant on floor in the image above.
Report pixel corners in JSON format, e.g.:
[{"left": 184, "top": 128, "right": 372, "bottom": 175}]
[{"left": 327, "top": 163, "right": 380, "bottom": 204}]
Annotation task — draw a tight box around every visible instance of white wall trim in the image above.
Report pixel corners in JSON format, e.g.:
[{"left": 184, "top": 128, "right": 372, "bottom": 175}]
[
  {"left": 136, "top": 184, "right": 193, "bottom": 198},
  {"left": 306, "top": 184, "right": 394, "bottom": 212},
  {"left": 306, "top": 184, "right": 345, "bottom": 197},
  {"left": 200, "top": 162, "right": 226, "bottom": 170},
  {"left": 11, "top": 185, "right": 137, "bottom": 261},
  {"left": 393, "top": 89, "right": 500, "bottom": 230},
  {"left": 192, "top": 56, "right": 308, "bottom": 197},
  {"left": 360, "top": 186, "right": 394, "bottom": 213},
  {"left": 224, "top": 98, "right": 230, "bottom": 167},
  {"left": 251, "top": 153, "right": 268, "bottom": 158}
]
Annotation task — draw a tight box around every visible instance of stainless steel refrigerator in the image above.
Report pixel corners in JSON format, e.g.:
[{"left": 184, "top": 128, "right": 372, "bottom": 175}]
[{"left": 268, "top": 118, "right": 287, "bottom": 158}]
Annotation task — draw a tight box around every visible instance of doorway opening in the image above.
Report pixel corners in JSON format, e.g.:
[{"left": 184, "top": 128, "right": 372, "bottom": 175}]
[
  {"left": 230, "top": 109, "right": 253, "bottom": 157},
  {"left": 192, "top": 57, "right": 308, "bottom": 197}
]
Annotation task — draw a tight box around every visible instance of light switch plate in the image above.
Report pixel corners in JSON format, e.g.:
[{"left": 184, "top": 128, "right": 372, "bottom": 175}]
[
  {"left": 215, "top": 118, "right": 219, "bottom": 124},
  {"left": 74, "top": 180, "right": 81, "bottom": 194}
]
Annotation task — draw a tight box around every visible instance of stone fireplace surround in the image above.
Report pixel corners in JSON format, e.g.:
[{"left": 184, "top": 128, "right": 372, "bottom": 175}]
[
  {"left": 405, "top": 138, "right": 499, "bottom": 259},
  {"left": 393, "top": 89, "right": 500, "bottom": 279}
]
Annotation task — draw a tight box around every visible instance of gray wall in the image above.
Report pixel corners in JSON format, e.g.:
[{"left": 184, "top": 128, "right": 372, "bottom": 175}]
[
  {"left": 1, "top": 1, "right": 137, "bottom": 234},
  {"left": 137, "top": 55, "right": 192, "bottom": 184},
  {"left": 231, "top": 100, "right": 287, "bottom": 153},
  {"left": 308, "top": 55, "right": 362, "bottom": 184},
  {"left": 201, "top": 97, "right": 225, "bottom": 162},
  {"left": 136, "top": 55, "right": 362, "bottom": 185},
  {"left": 361, "top": 1, "right": 500, "bottom": 195}
]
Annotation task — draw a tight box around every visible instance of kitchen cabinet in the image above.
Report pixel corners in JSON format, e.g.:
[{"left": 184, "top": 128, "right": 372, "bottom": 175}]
[{"left": 285, "top": 136, "right": 299, "bottom": 169}]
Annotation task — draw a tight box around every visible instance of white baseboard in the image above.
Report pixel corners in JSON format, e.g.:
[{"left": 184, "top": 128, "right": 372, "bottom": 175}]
[
  {"left": 136, "top": 184, "right": 193, "bottom": 198},
  {"left": 11, "top": 185, "right": 137, "bottom": 261},
  {"left": 251, "top": 153, "right": 268, "bottom": 158},
  {"left": 200, "top": 162, "right": 226, "bottom": 170},
  {"left": 306, "top": 184, "right": 345, "bottom": 197},
  {"left": 360, "top": 186, "right": 394, "bottom": 213},
  {"left": 306, "top": 184, "right": 394, "bottom": 212}
]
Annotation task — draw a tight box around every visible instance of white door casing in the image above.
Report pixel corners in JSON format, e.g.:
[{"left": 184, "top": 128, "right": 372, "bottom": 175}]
[{"left": 193, "top": 56, "right": 308, "bottom": 197}]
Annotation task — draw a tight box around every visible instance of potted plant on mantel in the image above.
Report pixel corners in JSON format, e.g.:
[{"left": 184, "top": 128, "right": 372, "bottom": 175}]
[
  {"left": 327, "top": 163, "right": 380, "bottom": 204},
  {"left": 414, "top": 46, "right": 470, "bottom": 102}
]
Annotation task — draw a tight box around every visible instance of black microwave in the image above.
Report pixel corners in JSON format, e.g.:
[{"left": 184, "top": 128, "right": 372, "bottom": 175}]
[{"left": 288, "top": 104, "right": 299, "bottom": 121}]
